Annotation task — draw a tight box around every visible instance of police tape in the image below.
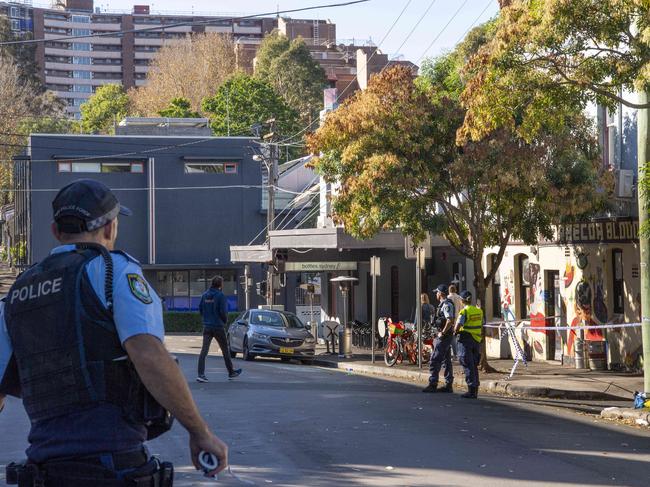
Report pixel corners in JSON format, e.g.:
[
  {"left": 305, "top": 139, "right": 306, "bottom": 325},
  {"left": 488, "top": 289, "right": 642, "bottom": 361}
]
[
  {"left": 483, "top": 322, "right": 642, "bottom": 331},
  {"left": 483, "top": 316, "right": 562, "bottom": 326}
]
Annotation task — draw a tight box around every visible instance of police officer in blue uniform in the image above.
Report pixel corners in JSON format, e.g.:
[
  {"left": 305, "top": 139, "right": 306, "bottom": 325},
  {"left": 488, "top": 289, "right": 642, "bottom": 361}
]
[
  {"left": 0, "top": 179, "right": 228, "bottom": 486},
  {"left": 422, "top": 284, "right": 455, "bottom": 393}
]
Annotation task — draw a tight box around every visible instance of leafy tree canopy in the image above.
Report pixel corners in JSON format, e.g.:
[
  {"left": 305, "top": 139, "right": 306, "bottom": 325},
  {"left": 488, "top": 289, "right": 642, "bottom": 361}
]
[
  {"left": 80, "top": 84, "right": 130, "bottom": 134},
  {"left": 202, "top": 73, "right": 299, "bottom": 137},
  {"left": 459, "top": 0, "right": 650, "bottom": 143},
  {"left": 254, "top": 31, "right": 326, "bottom": 126},
  {"left": 158, "top": 97, "right": 201, "bottom": 118}
]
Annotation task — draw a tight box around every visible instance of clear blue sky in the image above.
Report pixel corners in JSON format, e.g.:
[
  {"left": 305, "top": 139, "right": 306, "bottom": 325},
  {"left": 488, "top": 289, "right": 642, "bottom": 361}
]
[{"left": 96, "top": 0, "right": 499, "bottom": 64}]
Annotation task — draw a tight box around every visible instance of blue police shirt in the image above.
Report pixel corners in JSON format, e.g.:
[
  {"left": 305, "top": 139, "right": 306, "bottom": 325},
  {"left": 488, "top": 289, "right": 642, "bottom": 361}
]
[{"left": 0, "top": 244, "right": 165, "bottom": 462}]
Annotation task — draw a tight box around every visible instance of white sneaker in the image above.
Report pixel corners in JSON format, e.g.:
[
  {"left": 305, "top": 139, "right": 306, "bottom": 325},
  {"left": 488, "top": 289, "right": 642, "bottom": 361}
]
[{"left": 196, "top": 375, "right": 208, "bottom": 383}]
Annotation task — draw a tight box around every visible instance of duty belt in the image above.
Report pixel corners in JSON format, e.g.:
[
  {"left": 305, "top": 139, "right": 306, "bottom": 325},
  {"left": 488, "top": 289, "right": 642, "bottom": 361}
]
[{"left": 6, "top": 452, "right": 173, "bottom": 487}]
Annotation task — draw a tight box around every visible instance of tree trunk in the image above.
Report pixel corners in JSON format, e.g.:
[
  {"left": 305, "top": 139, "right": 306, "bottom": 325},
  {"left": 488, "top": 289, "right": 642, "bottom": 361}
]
[{"left": 474, "top": 257, "right": 497, "bottom": 373}]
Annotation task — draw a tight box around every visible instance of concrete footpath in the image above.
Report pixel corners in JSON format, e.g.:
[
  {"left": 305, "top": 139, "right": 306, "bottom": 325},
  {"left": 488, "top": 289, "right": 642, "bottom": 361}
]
[{"left": 310, "top": 346, "right": 643, "bottom": 402}]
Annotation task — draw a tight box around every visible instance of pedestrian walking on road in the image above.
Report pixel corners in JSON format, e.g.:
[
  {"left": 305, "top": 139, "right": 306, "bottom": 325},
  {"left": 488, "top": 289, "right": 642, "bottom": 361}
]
[
  {"left": 455, "top": 290, "right": 484, "bottom": 399},
  {"left": 197, "top": 276, "right": 242, "bottom": 382},
  {"left": 0, "top": 179, "right": 228, "bottom": 485},
  {"left": 422, "top": 284, "right": 455, "bottom": 393}
]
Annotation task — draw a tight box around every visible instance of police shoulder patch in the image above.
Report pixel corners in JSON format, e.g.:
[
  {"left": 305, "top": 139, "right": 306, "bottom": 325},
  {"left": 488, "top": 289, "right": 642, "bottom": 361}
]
[{"left": 127, "top": 273, "right": 153, "bottom": 304}]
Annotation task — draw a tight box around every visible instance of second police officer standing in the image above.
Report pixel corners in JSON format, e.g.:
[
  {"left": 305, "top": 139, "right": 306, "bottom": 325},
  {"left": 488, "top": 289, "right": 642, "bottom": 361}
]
[
  {"left": 422, "top": 284, "right": 455, "bottom": 393},
  {"left": 454, "top": 290, "right": 484, "bottom": 399},
  {"left": 0, "top": 179, "right": 228, "bottom": 486}
]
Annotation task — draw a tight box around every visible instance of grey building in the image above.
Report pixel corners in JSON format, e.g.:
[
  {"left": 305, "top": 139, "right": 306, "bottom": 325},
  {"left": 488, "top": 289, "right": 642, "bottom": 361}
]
[{"left": 14, "top": 123, "right": 269, "bottom": 312}]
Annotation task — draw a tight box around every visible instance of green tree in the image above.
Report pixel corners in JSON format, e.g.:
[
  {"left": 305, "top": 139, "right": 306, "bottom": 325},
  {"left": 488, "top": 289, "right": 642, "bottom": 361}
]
[
  {"left": 80, "top": 84, "right": 131, "bottom": 134},
  {"left": 309, "top": 62, "right": 608, "bottom": 371},
  {"left": 458, "top": 0, "right": 649, "bottom": 142},
  {"left": 255, "top": 31, "right": 326, "bottom": 126},
  {"left": 158, "top": 97, "right": 201, "bottom": 118},
  {"left": 202, "top": 73, "right": 299, "bottom": 137}
]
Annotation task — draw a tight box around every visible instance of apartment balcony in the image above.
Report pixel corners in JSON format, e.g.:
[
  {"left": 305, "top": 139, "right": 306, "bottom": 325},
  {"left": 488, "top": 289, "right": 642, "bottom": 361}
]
[
  {"left": 134, "top": 51, "right": 157, "bottom": 59},
  {"left": 204, "top": 26, "right": 232, "bottom": 34},
  {"left": 87, "top": 22, "right": 122, "bottom": 31},
  {"left": 91, "top": 36, "right": 122, "bottom": 45},
  {"left": 135, "top": 79, "right": 147, "bottom": 86},
  {"left": 135, "top": 65, "right": 149, "bottom": 73},
  {"left": 133, "top": 37, "right": 164, "bottom": 46},
  {"left": 233, "top": 25, "right": 262, "bottom": 35}
]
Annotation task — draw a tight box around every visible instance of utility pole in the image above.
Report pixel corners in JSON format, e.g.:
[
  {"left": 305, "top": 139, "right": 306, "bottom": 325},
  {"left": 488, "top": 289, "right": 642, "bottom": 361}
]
[
  {"left": 638, "top": 90, "right": 650, "bottom": 392},
  {"left": 263, "top": 119, "right": 278, "bottom": 307},
  {"left": 244, "top": 264, "right": 252, "bottom": 310}
]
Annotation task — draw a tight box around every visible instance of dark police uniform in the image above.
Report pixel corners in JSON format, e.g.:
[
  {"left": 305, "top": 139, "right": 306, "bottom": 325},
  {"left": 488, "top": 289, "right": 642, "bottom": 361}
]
[
  {"left": 0, "top": 180, "right": 172, "bottom": 486},
  {"left": 426, "top": 297, "right": 455, "bottom": 390}
]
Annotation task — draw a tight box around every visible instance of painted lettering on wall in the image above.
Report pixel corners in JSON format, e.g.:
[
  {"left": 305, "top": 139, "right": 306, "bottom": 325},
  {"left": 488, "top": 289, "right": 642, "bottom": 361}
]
[{"left": 556, "top": 219, "right": 638, "bottom": 244}]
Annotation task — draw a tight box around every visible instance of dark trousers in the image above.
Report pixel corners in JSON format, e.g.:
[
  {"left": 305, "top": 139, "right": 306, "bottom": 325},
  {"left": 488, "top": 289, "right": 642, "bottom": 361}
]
[
  {"left": 428, "top": 334, "right": 454, "bottom": 386},
  {"left": 198, "top": 327, "right": 234, "bottom": 376},
  {"left": 457, "top": 332, "right": 481, "bottom": 388}
]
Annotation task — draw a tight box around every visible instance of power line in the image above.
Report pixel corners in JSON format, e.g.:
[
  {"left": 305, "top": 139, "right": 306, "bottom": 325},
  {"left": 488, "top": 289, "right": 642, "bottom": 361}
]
[
  {"left": 0, "top": 1, "right": 370, "bottom": 46},
  {"left": 0, "top": 184, "right": 312, "bottom": 194},
  {"left": 247, "top": 174, "right": 320, "bottom": 245},
  {"left": 417, "top": 0, "right": 471, "bottom": 62},
  {"left": 453, "top": 0, "right": 496, "bottom": 45},
  {"left": 274, "top": 0, "right": 414, "bottom": 145}
]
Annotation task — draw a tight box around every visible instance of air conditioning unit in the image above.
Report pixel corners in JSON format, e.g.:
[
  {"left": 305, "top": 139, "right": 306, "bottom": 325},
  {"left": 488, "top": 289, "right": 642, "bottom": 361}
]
[{"left": 616, "top": 169, "right": 634, "bottom": 198}]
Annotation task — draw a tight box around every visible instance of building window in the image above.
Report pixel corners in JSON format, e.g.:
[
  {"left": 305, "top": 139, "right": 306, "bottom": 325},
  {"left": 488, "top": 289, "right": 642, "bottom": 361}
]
[
  {"left": 145, "top": 270, "right": 237, "bottom": 312},
  {"left": 73, "top": 84, "right": 92, "bottom": 93},
  {"left": 73, "top": 57, "right": 91, "bottom": 65},
  {"left": 72, "top": 15, "right": 90, "bottom": 23},
  {"left": 72, "top": 28, "right": 91, "bottom": 37},
  {"left": 184, "top": 162, "right": 238, "bottom": 174},
  {"left": 57, "top": 161, "right": 145, "bottom": 173},
  {"left": 10, "top": 19, "right": 20, "bottom": 31},
  {"left": 73, "top": 70, "right": 91, "bottom": 79},
  {"left": 72, "top": 42, "right": 91, "bottom": 51}
]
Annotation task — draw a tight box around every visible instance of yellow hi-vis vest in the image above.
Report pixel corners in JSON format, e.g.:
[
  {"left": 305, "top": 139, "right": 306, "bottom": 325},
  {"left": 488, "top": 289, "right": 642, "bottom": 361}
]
[{"left": 458, "top": 305, "right": 483, "bottom": 343}]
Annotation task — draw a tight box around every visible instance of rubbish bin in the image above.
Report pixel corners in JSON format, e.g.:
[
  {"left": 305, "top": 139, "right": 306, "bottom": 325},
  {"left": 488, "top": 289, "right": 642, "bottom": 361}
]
[
  {"left": 574, "top": 337, "right": 586, "bottom": 369},
  {"left": 587, "top": 340, "right": 607, "bottom": 370},
  {"left": 338, "top": 322, "right": 353, "bottom": 358}
]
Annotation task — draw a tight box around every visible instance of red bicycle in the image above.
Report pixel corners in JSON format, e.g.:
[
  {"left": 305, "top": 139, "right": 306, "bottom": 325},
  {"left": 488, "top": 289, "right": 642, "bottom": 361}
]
[{"left": 380, "top": 318, "right": 433, "bottom": 366}]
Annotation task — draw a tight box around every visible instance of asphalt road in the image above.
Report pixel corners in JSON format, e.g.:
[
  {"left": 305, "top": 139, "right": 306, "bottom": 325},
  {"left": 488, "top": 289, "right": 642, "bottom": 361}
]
[{"left": 2, "top": 344, "right": 650, "bottom": 486}]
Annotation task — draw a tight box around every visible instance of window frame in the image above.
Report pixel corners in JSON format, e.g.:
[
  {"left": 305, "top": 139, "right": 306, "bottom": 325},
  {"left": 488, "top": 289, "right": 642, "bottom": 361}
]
[
  {"left": 57, "top": 161, "right": 145, "bottom": 173},
  {"left": 183, "top": 162, "right": 239, "bottom": 174}
]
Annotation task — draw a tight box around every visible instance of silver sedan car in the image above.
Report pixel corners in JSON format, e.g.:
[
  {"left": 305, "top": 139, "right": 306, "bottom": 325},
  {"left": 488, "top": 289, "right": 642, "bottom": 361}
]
[{"left": 227, "top": 309, "right": 316, "bottom": 363}]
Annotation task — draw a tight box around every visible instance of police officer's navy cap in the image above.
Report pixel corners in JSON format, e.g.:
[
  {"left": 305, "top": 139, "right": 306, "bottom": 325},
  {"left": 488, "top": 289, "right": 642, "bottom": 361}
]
[
  {"left": 460, "top": 290, "right": 472, "bottom": 301},
  {"left": 53, "top": 179, "right": 132, "bottom": 233},
  {"left": 436, "top": 284, "right": 448, "bottom": 294}
]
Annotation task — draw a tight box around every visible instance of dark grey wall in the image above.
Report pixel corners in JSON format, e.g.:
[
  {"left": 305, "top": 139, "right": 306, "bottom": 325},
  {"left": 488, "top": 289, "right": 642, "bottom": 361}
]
[{"left": 28, "top": 135, "right": 266, "bottom": 267}]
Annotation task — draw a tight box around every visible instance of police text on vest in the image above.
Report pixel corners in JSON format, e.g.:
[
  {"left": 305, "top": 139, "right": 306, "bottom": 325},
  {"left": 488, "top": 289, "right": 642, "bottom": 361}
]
[{"left": 10, "top": 277, "right": 63, "bottom": 303}]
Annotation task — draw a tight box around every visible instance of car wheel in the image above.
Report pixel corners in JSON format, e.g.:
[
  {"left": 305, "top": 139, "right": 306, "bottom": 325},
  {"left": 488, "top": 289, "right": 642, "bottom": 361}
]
[
  {"left": 243, "top": 339, "right": 255, "bottom": 361},
  {"left": 280, "top": 357, "right": 291, "bottom": 363}
]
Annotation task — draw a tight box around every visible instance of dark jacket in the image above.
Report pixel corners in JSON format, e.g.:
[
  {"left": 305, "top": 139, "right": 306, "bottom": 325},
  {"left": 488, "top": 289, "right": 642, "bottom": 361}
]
[{"left": 199, "top": 287, "right": 227, "bottom": 328}]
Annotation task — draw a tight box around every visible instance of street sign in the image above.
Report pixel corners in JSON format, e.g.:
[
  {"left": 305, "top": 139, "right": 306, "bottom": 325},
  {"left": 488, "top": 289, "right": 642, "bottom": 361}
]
[
  {"left": 405, "top": 235, "right": 432, "bottom": 259},
  {"left": 370, "top": 256, "right": 381, "bottom": 277}
]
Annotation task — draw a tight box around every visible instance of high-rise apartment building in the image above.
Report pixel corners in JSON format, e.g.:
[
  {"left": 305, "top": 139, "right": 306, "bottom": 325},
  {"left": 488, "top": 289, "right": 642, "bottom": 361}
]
[{"left": 1, "top": 0, "right": 415, "bottom": 118}]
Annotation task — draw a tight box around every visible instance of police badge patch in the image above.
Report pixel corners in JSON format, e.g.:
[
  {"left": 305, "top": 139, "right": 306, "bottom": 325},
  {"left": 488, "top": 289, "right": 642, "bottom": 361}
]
[{"left": 127, "top": 273, "right": 153, "bottom": 304}]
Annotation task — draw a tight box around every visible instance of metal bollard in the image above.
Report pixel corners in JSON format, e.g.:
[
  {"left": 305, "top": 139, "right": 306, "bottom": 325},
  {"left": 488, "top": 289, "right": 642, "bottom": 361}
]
[{"left": 574, "top": 337, "right": 587, "bottom": 369}]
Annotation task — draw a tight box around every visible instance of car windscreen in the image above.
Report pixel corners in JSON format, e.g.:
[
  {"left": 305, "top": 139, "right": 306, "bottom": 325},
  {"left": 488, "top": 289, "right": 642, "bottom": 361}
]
[
  {"left": 250, "top": 311, "right": 286, "bottom": 327},
  {"left": 249, "top": 312, "right": 305, "bottom": 328}
]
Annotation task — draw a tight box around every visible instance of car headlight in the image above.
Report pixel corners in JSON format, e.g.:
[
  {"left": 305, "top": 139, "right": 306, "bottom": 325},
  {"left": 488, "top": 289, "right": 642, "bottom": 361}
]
[
  {"left": 304, "top": 337, "right": 316, "bottom": 344},
  {"left": 251, "top": 332, "right": 270, "bottom": 342}
]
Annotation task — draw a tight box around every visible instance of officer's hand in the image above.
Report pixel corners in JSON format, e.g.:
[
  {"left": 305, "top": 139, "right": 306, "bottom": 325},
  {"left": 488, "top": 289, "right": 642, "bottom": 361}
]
[{"left": 190, "top": 430, "right": 228, "bottom": 476}]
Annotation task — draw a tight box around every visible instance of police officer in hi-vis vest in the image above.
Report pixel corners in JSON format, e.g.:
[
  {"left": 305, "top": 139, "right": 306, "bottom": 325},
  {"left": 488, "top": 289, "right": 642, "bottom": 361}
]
[
  {"left": 454, "top": 290, "right": 484, "bottom": 399},
  {"left": 0, "top": 179, "right": 227, "bottom": 486}
]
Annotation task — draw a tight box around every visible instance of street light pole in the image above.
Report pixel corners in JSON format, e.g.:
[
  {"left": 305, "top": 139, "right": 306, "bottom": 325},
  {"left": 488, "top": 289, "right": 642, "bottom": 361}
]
[{"left": 264, "top": 120, "right": 278, "bottom": 306}]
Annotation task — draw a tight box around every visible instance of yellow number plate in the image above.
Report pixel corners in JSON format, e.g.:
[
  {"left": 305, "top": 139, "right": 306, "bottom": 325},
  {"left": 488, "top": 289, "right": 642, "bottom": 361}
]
[{"left": 279, "top": 347, "right": 294, "bottom": 355}]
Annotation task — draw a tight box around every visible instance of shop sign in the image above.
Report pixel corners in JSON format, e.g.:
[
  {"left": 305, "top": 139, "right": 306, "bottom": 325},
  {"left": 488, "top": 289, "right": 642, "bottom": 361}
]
[
  {"left": 555, "top": 218, "right": 638, "bottom": 244},
  {"left": 284, "top": 261, "right": 357, "bottom": 272}
]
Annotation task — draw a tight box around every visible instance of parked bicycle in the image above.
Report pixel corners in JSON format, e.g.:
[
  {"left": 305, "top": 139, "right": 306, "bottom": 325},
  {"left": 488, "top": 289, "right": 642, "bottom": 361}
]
[{"left": 379, "top": 318, "right": 433, "bottom": 367}]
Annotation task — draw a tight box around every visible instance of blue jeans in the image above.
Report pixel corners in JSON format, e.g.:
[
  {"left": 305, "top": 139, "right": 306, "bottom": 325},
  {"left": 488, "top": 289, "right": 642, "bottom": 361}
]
[
  {"left": 457, "top": 333, "right": 481, "bottom": 388},
  {"left": 428, "top": 334, "right": 453, "bottom": 386}
]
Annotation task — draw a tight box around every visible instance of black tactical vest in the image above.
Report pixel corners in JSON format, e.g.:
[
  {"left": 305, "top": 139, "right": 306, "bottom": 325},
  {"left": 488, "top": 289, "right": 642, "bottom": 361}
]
[
  {"left": 4, "top": 246, "right": 139, "bottom": 424},
  {"left": 435, "top": 298, "right": 455, "bottom": 332}
]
